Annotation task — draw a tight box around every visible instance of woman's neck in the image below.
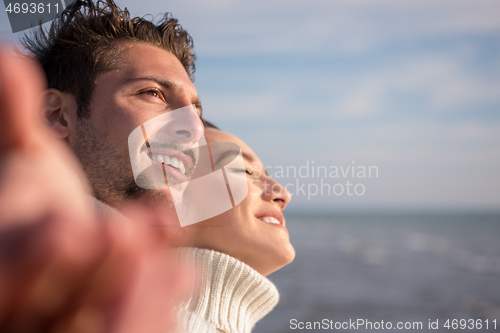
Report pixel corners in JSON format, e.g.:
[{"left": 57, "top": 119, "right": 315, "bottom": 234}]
[{"left": 175, "top": 247, "right": 280, "bottom": 333}]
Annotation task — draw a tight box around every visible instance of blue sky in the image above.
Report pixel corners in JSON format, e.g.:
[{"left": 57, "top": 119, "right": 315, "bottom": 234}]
[{"left": 2, "top": 0, "right": 499, "bottom": 212}]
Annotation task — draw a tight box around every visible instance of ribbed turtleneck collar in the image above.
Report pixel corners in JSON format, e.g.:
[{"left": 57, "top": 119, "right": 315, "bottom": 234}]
[{"left": 176, "top": 247, "right": 280, "bottom": 333}]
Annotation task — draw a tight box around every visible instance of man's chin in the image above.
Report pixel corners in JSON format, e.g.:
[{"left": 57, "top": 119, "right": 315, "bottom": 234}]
[{"left": 125, "top": 186, "right": 174, "bottom": 207}]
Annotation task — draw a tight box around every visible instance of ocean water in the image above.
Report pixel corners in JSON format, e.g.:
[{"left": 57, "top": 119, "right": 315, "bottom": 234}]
[{"left": 256, "top": 213, "right": 500, "bottom": 332}]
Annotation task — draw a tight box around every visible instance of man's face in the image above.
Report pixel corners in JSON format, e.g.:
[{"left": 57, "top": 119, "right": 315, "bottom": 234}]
[{"left": 70, "top": 42, "right": 203, "bottom": 206}]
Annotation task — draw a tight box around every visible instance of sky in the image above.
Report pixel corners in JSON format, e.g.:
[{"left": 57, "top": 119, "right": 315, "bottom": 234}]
[{"left": 1, "top": 0, "right": 500, "bottom": 212}]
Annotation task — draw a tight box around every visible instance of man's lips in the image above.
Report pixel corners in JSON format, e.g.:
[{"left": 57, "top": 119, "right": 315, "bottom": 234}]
[
  {"left": 147, "top": 149, "right": 192, "bottom": 182},
  {"left": 147, "top": 149, "right": 192, "bottom": 170}
]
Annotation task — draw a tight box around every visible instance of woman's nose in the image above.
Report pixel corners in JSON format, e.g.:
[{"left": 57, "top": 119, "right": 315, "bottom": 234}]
[{"left": 262, "top": 178, "right": 292, "bottom": 210}]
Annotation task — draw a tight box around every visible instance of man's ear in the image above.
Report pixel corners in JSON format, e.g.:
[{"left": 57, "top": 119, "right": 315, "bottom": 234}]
[{"left": 44, "top": 89, "right": 78, "bottom": 140}]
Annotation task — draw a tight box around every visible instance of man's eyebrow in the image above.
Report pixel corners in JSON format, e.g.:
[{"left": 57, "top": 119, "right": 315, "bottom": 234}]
[
  {"left": 126, "top": 76, "right": 203, "bottom": 117},
  {"left": 126, "top": 76, "right": 175, "bottom": 90}
]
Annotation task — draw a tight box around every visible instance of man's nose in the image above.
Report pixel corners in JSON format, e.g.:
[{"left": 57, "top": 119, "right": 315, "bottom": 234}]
[{"left": 164, "top": 106, "right": 204, "bottom": 144}]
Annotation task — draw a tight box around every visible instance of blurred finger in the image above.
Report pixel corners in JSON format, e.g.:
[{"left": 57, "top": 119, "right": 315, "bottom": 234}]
[{"left": 0, "top": 47, "right": 46, "bottom": 151}]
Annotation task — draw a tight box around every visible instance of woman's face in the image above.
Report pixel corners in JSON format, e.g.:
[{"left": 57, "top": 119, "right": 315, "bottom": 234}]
[{"left": 183, "top": 128, "right": 294, "bottom": 276}]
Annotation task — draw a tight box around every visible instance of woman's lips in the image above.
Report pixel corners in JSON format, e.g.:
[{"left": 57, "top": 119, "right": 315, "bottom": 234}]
[
  {"left": 256, "top": 210, "right": 286, "bottom": 227},
  {"left": 261, "top": 217, "right": 281, "bottom": 225}
]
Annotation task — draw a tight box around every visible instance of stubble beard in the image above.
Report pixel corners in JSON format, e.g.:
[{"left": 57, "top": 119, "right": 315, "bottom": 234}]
[{"left": 72, "top": 118, "right": 174, "bottom": 208}]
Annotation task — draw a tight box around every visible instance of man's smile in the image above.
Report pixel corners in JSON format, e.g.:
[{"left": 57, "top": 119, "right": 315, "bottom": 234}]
[{"left": 146, "top": 149, "right": 193, "bottom": 182}]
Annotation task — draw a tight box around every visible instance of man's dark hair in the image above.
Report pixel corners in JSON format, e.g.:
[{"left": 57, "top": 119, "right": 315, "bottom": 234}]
[{"left": 22, "top": 0, "right": 196, "bottom": 119}]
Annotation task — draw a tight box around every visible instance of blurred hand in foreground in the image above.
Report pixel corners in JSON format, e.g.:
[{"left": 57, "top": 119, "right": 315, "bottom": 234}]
[{"left": 0, "top": 47, "right": 186, "bottom": 333}]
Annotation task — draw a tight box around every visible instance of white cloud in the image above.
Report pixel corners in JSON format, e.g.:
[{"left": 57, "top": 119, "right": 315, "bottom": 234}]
[
  {"left": 322, "top": 54, "right": 500, "bottom": 117},
  {"left": 199, "top": 50, "right": 500, "bottom": 125},
  {"left": 335, "top": 79, "right": 386, "bottom": 118},
  {"left": 118, "top": 0, "right": 500, "bottom": 56},
  {"left": 390, "top": 56, "right": 500, "bottom": 110},
  {"left": 2, "top": 0, "right": 498, "bottom": 210}
]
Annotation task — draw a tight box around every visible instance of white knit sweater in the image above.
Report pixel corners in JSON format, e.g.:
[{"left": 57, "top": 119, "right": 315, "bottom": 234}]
[
  {"left": 91, "top": 198, "right": 279, "bottom": 333},
  {"left": 175, "top": 248, "right": 279, "bottom": 333}
]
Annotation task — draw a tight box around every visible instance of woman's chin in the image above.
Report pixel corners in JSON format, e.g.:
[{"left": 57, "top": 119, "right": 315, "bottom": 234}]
[{"left": 260, "top": 243, "right": 296, "bottom": 276}]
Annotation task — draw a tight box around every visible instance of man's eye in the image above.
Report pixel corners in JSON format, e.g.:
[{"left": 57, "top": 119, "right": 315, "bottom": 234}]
[{"left": 142, "top": 89, "right": 165, "bottom": 101}]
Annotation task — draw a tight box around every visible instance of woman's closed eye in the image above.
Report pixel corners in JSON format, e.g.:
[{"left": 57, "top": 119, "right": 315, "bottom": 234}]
[{"left": 229, "top": 168, "right": 253, "bottom": 176}]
